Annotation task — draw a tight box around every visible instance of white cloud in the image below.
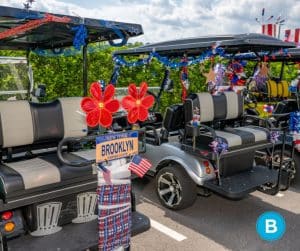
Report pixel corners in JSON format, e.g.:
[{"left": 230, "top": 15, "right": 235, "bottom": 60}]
[{"left": 1, "top": 0, "right": 300, "bottom": 43}]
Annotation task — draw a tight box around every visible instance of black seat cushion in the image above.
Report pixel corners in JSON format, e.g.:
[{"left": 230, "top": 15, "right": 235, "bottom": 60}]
[{"left": 0, "top": 150, "right": 95, "bottom": 200}]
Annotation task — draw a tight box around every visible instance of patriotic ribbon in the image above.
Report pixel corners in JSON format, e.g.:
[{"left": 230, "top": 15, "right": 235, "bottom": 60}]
[
  {"left": 0, "top": 13, "right": 71, "bottom": 40},
  {"left": 180, "top": 56, "right": 189, "bottom": 101},
  {"left": 209, "top": 138, "right": 228, "bottom": 154},
  {"left": 270, "top": 131, "right": 280, "bottom": 143}
]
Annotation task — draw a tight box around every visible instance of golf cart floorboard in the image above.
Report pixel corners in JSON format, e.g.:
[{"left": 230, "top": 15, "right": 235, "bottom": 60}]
[
  {"left": 7, "top": 211, "right": 150, "bottom": 251},
  {"left": 203, "top": 166, "right": 278, "bottom": 200}
]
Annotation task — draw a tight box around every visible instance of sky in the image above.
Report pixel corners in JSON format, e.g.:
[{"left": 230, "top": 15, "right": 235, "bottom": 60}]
[{"left": 1, "top": 0, "right": 300, "bottom": 43}]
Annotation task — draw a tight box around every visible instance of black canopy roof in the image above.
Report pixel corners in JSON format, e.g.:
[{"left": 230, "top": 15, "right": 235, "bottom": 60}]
[
  {"left": 114, "top": 33, "right": 295, "bottom": 57},
  {"left": 269, "top": 48, "right": 300, "bottom": 61},
  {"left": 0, "top": 6, "right": 143, "bottom": 50}
]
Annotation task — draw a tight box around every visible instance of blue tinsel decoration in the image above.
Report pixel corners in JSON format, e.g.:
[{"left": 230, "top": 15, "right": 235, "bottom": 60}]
[
  {"left": 100, "top": 20, "right": 128, "bottom": 47},
  {"left": 109, "top": 65, "right": 121, "bottom": 86},
  {"left": 289, "top": 112, "right": 300, "bottom": 132},
  {"left": 71, "top": 24, "right": 88, "bottom": 50},
  {"left": 113, "top": 47, "right": 225, "bottom": 69}
]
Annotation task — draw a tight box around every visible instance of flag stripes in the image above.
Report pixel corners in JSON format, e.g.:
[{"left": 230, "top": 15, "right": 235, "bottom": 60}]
[{"left": 128, "top": 155, "right": 152, "bottom": 178}]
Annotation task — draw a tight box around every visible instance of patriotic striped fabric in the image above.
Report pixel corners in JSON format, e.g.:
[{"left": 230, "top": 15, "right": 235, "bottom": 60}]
[
  {"left": 98, "top": 184, "right": 131, "bottom": 251},
  {"left": 128, "top": 155, "right": 152, "bottom": 178},
  {"left": 284, "top": 29, "right": 300, "bottom": 44},
  {"left": 262, "top": 24, "right": 277, "bottom": 37}
]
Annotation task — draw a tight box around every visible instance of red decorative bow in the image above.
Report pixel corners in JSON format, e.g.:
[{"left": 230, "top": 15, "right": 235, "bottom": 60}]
[
  {"left": 81, "top": 83, "right": 120, "bottom": 128},
  {"left": 121, "top": 82, "right": 154, "bottom": 124}
]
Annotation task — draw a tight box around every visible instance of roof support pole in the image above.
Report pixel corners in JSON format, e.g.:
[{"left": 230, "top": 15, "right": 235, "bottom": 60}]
[
  {"left": 82, "top": 44, "right": 88, "bottom": 96},
  {"left": 279, "top": 61, "right": 285, "bottom": 81}
]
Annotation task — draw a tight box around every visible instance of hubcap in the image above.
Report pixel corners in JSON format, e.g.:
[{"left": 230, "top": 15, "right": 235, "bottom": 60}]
[{"left": 157, "top": 172, "right": 182, "bottom": 207}]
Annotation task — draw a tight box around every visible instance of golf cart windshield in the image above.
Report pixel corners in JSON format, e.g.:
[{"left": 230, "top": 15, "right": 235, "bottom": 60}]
[{"left": 0, "top": 56, "right": 31, "bottom": 100}]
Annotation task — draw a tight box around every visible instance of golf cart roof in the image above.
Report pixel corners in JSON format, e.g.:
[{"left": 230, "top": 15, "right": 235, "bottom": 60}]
[
  {"left": 269, "top": 48, "right": 300, "bottom": 61},
  {"left": 114, "top": 33, "right": 295, "bottom": 57},
  {"left": 0, "top": 6, "right": 143, "bottom": 50}
]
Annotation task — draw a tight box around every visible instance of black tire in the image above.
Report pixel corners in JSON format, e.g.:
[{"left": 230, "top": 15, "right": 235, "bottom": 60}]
[{"left": 156, "top": 164, "right": 197, "bottom": 210}]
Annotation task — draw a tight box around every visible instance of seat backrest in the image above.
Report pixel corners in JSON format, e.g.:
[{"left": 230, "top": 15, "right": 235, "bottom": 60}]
[
  {"left": 0, "top": 97, "right": 87, "bottom": 149},
  {"left": 163, "top": 104, "right": 184, "bottom": 132},
  {"left": 59, "top": 97, "right": 87, "bottom": 138},
  {"left": 0, "top": 101, "right": 34, "bottom": 148},
  {"left": 184, "top": 92, "right": 243, "bottom": 123}
]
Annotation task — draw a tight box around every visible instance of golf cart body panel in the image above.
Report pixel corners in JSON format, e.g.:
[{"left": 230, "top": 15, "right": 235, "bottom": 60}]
[{"left": 142, "top": 141, "right": 216, "bottom": 185}]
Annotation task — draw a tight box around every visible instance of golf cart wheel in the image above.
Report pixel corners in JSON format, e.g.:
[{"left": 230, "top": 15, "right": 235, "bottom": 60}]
[{"left": 156, "top": 164, "right": 197, "bottom": 210}]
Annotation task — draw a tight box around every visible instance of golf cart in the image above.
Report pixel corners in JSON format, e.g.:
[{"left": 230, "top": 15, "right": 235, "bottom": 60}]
[
  {"left": 242, "top": 48, "right": 300, "bottom": 186},
  {"left": 113, "top": 34, "right": 295, "bottom": 210},
  {"left": 0, "top": 6, "right": 149, "bottom": 250}
]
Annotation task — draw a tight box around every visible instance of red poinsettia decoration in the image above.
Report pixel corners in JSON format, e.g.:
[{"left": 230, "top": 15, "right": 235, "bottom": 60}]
[
  {"left": 81, "top": 83, "right": 120, "bottom": 127},
  {"left": 121, "top": 82, "right": 155, "bottom": 124}
]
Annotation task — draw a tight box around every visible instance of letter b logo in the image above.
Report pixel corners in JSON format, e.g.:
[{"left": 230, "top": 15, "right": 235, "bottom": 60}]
[
  {"left": 265, "top": 219, "right": 277, "bottom": 233},
  {"left": 256, "top": 212, "right": 286, "bottom": 241}
]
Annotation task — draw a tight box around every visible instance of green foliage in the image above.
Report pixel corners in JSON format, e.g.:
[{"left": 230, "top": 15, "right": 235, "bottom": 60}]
[{"left": 0, "top": 45, "right": 299, "bottom": 113}]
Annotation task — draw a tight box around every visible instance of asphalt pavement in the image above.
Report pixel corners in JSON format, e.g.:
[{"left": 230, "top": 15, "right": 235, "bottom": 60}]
[{"left": 131, "top": 177, "right": 300, "bottom": 251}]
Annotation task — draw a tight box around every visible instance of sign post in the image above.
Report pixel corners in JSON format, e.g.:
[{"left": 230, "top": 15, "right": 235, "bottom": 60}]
[{"left": 96, "top": 131, "right": 138, "bottom": 251}]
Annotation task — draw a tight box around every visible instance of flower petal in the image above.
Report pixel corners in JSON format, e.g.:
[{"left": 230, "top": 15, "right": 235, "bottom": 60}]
[
  {"left": 141, "top": 95, "right": 155, "bottom": 109},
  {"left": 127, "top": 107, "right": 139, "bottom": 124},
  {"left": 128, "top": 84, "right": 138, "bottom": 99},
  {"left": 103, "top": 84, "right": 115, "bottom": 102},
  {"left": 139, "top": 82, "right": 148, "bottom": 98},
  {"left": 90, "top": 82, "right": 102, "bottom": 101},
  {"left": 99, "top": 108, "right": 113, "bottom": 128},
  {"left": 138, "top": 106, "right": 149, "bottom": 122},
  {"left": 81, "top": 97, "right": 97, "bottom": 113},
  {"left": 121, "top": 96, "right": 136, "bottom": 110},
  {"left": 86, "top": 109, "right": 100, "bottom": 127},
  {"left": 105, "top": 99, "right": 120, "bottom": 113}
]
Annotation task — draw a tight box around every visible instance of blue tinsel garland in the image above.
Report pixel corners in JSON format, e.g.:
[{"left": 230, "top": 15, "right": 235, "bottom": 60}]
[
  {"left": 290, "top": 112, "right": 300, "bottom": 132},
  {"left": 113, "top": 47, "right": 225, "bottom": 69},
  {"left": 71, "top": 24, "right": 88, "bottom": 50}
]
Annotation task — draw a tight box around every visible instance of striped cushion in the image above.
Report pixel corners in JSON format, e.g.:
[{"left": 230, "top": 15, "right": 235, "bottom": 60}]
[
  {"left": 216, "top": 126, "right": 269, "bottom": 148},
  {"left": 185, "top": 92, "right": 243, "bottom": 123}
]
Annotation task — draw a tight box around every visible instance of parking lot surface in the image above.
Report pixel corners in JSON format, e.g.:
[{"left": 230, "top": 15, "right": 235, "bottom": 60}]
[{"left": 131, "top": 177, "right": 300, "bottom": 251}]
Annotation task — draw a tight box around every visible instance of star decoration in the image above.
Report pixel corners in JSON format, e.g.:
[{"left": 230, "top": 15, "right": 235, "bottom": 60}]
[
  {"left": 203, "top": 67, "right": 216, "bottom": 84},
  {"left": 259, "top": 62, "right": 269, "bottom": 77}
]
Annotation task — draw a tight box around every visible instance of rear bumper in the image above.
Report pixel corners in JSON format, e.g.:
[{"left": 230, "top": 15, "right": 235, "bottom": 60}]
[{"left": 6, "top": 211, "right": 150, "bottom": 251}]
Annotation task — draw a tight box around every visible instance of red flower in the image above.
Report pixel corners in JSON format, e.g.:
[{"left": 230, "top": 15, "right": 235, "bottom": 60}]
[
  {"left": 81, "top": 83, "right": 120, "bottom": 128},
  {"left": 121, "top": 82, "right": 155, "bottom": 124}
]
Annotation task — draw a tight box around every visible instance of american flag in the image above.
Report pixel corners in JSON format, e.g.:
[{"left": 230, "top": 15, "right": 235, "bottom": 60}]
[
  {"left": 128, "top": 155, "right": 152, "bottom": 178},
  {"left": 284, "top": 29, "right": 300, "bottom": 44},
  {"left": 262, "top": 24, "right": 276, "bottom": 37}
]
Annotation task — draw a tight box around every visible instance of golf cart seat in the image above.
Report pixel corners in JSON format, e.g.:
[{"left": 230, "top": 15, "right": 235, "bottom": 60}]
[
  {"left": 183, "top": 92, "right": 271, "bottom": 149},
  {"left": 0, "top": 98, "right": 95, "bottom": 201},
  {"left": 180, "top": 91, "right": 278, "bottom": 199}
]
